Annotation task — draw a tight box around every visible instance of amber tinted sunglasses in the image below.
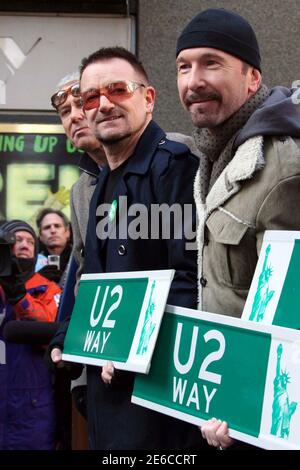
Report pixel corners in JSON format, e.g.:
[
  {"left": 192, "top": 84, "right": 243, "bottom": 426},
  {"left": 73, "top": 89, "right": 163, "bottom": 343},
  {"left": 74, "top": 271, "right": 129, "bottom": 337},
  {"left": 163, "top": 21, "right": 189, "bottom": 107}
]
[{"left": 82, "top": 80, "right": 145, "bottom": 111}]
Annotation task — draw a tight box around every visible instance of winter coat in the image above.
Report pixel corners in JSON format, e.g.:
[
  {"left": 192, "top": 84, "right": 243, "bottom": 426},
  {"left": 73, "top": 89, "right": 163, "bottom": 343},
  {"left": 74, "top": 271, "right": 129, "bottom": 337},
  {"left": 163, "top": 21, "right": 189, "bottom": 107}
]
[
  {"left": 0, "top": 273, "right": 61, "bottom": 449},
  {"left": 71, "top": 120, "right": 201, "bottom": 450},
  {"left": 70, "top": 154, "right": 100, "bottom": 294},
  {"left": 195, "top": 87, "right": 300, "bottom": 317}
]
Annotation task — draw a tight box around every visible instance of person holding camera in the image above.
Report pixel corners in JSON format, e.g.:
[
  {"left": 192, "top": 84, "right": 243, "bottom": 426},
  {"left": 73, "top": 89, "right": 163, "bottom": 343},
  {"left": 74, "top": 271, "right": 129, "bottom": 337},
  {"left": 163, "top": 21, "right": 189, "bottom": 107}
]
[{"left": 0, "top": 220, "right": 61, "bottom": 449}]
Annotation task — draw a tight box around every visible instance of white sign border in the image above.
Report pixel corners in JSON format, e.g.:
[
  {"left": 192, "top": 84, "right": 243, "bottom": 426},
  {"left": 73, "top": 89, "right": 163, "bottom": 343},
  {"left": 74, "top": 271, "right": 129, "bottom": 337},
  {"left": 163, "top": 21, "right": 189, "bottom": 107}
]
[
  {"left": 132, "top": 304, "right": 300, "bottom": 450},
  {"left": 62, "top": 269, "right": 174, "bottom": 374}
]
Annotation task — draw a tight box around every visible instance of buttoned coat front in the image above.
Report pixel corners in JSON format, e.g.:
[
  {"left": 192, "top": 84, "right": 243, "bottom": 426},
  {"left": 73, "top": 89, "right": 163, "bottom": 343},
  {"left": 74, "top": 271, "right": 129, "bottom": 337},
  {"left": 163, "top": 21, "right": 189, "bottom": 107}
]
[{"left": 82, "top": 120, "right": 201, "bottom": 450}]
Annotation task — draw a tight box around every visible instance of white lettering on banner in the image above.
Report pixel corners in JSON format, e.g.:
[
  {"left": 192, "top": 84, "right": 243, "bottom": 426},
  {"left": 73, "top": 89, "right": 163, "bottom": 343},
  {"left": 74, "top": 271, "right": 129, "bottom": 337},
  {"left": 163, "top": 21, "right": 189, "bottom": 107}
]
[
  {"left": 203, "top": 384, "right": 218, "bottom": 413},
  {"left": 173, "top": 376, "right": 217, "bottom": 413},
  {"left": 90, "top": 286, "right": 109, "bottom": 328},
  {"left": 90, "top": 332, "right": 100, "bottom": 353},
  {"left": 173, "top": 323, "right": 225, "bottom": 384},
  {"left": 186, "top": 382, "right": 200, "bottom": 410},
  {"left": 90, "top": 285, "right": 123, "bottom": 328},
  {"left": 198, "top": 330, "right": 225, "bottom": 385},
  {"left": 84, "top": 329, "right": 95, "bottom": 351},
  {"left": 173, "top": 376, "right": 188, "bottom": 405},
  {"left": 173, "top": 323, "right": 198, "bottom": 374},
  {"left": 103, "top": 285, "right": 122, "bottom": 328},
  {"left": 83, "top": 330, "right": 111, "bottom": 354}
]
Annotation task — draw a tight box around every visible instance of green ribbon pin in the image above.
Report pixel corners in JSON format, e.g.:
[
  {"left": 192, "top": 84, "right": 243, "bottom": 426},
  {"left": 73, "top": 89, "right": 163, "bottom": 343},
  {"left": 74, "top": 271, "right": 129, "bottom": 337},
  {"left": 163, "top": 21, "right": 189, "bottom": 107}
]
[{"left": 109, "top": 199, "right": 117, "bottom": 222}]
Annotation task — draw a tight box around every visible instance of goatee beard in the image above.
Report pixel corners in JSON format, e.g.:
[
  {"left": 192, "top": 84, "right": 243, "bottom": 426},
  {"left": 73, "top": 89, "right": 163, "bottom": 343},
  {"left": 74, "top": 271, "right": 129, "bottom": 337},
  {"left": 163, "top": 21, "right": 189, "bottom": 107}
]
[{"left": 97, "top": 132, "right": 132, "bottom": 145}]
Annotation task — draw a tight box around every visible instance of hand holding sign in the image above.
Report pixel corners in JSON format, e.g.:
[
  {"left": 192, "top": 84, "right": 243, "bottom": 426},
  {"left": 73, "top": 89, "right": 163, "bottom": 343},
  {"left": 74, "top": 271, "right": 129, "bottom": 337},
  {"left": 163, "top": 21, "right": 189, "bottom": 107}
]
[
  {"left": 200, "top": 418, "right": 234, "bottom": 449},
  {"left": 101, "top": 361, "right": 115, "bottom": 385},
  {"left": 51, "top": 347, "right": 64, "bottom": 368}
]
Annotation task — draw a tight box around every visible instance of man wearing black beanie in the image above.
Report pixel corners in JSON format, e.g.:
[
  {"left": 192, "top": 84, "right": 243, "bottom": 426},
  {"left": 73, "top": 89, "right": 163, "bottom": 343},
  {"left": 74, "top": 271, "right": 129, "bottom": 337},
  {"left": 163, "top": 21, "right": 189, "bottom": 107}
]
[{"left": 176, "top": 8, "right": 300, "bottom": 449}]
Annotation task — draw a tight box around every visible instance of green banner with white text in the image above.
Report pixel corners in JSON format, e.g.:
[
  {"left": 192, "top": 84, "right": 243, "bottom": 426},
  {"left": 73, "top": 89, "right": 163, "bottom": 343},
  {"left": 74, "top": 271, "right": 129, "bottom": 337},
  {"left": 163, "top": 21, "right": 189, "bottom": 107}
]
[
  {"left": 133, "top": 305, "right": 300, "bottom": 449},
  {"left": 62, "top": 270, "right": 174, "bottom": 373}
]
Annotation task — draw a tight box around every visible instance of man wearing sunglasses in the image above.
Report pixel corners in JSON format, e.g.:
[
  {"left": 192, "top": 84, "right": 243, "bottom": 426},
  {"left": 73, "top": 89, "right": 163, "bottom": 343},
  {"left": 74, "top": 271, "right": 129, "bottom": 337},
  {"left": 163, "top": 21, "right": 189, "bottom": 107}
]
[
  {"left": 51, "top": 74, "right": 197, "bottom": 290},
  {"left": 50, "top": 47, "right": 203, "bottom": 451}
]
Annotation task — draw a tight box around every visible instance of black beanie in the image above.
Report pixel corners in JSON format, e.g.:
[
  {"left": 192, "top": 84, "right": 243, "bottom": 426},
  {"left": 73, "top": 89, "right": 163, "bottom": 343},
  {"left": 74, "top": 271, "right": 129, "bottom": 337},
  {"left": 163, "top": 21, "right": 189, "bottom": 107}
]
[
  {"left": 176, "top": 8, "right": 261, "bottom": 72},
  {"left": 1, "top": 220, "right": 38, "bottom": 258}
]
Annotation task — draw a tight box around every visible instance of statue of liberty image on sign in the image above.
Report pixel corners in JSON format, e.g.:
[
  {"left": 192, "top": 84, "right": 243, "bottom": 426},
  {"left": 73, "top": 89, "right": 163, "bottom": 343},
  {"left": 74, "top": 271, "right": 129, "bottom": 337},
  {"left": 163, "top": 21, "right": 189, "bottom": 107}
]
[
  {"left": 249, "top": 244, "right": 275, "bottom": 322},
  {"left": 136, "top": 281, "right": 156, "bottom": 356},
  {"left": 270, "top": 344, "right": 298, "bottom": 439}
]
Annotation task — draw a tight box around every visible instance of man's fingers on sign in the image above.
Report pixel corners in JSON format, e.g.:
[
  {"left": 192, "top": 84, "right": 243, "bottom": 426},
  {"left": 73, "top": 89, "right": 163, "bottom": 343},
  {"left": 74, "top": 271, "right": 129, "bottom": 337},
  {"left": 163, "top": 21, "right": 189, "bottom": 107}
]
[
  {"left": 51, "top": 347, "right": 62, "bottom": 363},
  {"left": 215, "top": 420, "right": 235, "bottom": 449},
  {"left": 101, "top": 360, "right": 115, "bottom": 384},
  {"left": 200, "top": 417, "right": 221, "bottom": 446},
  {"left": 51, "top": 347, "right": 66, "bottom": 368},
  {"left": 200, "top": 418, "right": 234, "bottom": 449}
]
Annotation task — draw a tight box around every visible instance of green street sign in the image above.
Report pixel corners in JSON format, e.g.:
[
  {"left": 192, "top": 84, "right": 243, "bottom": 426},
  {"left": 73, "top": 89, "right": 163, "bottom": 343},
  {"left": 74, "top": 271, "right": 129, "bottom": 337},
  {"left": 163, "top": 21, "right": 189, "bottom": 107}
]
[
  {"left": 242, "top": 230, "right": 300, "bottom": 328},
  {"left": 132, "top": 305, "right": 300, "bottom": 449},
  {"left": 62, "top": 270, "right": 174, "bottom": 373}
]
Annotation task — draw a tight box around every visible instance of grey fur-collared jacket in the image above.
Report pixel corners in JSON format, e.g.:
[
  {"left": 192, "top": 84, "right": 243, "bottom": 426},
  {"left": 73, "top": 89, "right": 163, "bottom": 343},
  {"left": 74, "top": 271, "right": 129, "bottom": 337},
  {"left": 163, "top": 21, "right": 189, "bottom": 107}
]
[
  {"left": 195, "top": 134, "right": 300, "bottom": 317},
  {"left": 70, "top": 154, "right": 99, "bottom": 292},
  {"left": 195, "top": 86, "right": 300, "bottom": 317}
]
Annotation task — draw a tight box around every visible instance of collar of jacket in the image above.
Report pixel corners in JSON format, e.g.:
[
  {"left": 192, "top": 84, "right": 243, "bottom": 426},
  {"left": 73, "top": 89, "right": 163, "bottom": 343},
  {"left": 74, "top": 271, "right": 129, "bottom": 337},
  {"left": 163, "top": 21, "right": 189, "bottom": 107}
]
[
  {"left": 85, "top": 120, "right": 167, "bottom": 261},
  {"left": 195, "top": 135, "right": 264, "bottom": 216},
  {"left": 78, "top": 152, "right": 101, "bottom": 177},
  {"left": 97, "top": 120, "right": 166, "bottom": 182},
  {"left": 119, "top": 120, "right": 166, "bottom": 177},
  {"left": 194, "top": 134, "right": 264, "bottom": 310}
]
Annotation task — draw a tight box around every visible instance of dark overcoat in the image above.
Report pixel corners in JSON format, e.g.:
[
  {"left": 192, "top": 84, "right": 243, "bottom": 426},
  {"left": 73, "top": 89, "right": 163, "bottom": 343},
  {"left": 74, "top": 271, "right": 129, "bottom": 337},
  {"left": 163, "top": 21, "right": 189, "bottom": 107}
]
[{"left": 83, "top": 121, "right": 201, "bottom": 450}]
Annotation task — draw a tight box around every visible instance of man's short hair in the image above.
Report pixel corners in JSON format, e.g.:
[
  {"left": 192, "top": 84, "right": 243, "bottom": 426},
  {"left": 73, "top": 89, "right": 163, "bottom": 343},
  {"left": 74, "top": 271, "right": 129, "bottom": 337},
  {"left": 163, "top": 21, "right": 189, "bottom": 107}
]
[
  {"left": 36, "top": 208, "right": 70, "bottom": 232},
  {"left": 55, "top": 71, "right": 80, "bottom": 93},
  {"left": 80, "top": 46, "right": 149, "bottom": 84}
]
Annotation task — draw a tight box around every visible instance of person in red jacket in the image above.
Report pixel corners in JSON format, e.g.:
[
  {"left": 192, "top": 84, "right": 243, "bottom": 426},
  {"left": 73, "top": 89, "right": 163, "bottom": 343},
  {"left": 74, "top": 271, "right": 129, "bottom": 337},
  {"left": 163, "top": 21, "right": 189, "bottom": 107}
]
[{"left": 0, "top": 220, "right": 61, "bottom": 449}]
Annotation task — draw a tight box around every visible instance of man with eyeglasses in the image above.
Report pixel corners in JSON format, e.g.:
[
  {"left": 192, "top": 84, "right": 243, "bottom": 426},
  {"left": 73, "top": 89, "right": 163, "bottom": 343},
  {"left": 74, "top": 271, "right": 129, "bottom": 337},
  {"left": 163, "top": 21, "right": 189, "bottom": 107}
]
[
  {"left": 51, "top": 72, "right": 106, "bottom": 289},
  {"left": 49, "top": 47, "right": 204, "bottom": 451},
  {"left": 51, "top": 72, "right": 197, "bottom": 290},
  {"left": 50, "top": 72, "right": 107, "bottom": 446}
]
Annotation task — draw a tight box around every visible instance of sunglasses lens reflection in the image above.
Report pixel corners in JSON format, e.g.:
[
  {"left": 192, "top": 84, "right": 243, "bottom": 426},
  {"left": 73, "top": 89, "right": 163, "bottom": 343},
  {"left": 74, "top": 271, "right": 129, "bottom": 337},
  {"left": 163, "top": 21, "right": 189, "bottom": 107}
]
[
  {"left": 82, "top": 81, "right": 144, "bottom": 111},
  {"left": 51, "top": 84, "right": 80, "bottom": 109}
]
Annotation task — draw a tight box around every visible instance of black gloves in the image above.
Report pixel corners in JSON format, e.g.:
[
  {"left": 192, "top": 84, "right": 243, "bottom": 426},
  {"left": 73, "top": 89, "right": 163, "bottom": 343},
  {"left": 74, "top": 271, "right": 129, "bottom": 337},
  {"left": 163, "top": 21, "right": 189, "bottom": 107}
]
[
  {"left": 38, "top": 264, "right": 61, "bottom": 283},
  {"left": 0, "top": 259, "right": 26, "bottom": 305},
  {"left": 0, "top": 281, "right": 26, "bottom": 305}
]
